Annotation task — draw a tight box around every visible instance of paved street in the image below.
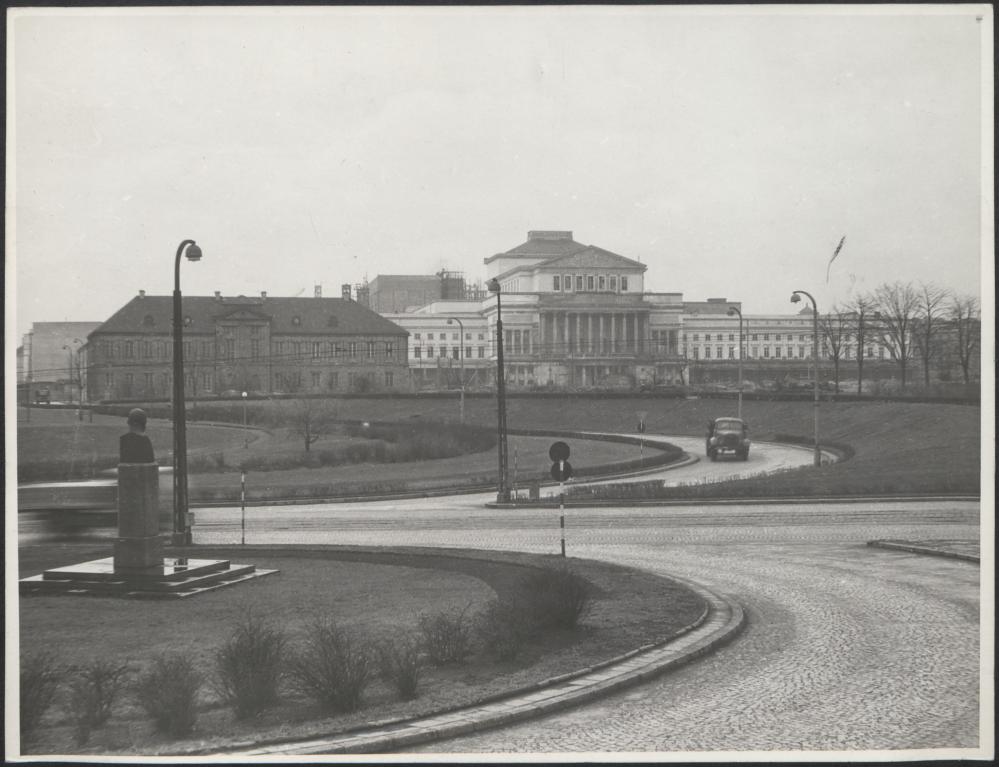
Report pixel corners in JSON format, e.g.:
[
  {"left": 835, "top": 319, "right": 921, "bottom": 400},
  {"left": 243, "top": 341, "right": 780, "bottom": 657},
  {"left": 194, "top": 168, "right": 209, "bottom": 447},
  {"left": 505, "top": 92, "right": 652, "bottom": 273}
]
[{"left": 190, "top": 495, "right": 984, "bottom": 757}]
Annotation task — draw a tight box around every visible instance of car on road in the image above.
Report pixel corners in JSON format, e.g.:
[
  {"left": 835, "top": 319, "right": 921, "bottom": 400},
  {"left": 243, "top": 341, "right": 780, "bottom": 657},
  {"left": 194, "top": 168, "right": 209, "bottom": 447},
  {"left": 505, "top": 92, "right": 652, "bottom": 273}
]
[{"left": 706, "top": 417, "right": 751, "bottom": 461}]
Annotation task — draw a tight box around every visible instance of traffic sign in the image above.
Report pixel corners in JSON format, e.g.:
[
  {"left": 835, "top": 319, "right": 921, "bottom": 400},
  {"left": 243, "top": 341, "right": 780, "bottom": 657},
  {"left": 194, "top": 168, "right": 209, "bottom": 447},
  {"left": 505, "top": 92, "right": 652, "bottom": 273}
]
[
  {"left": 550, "top": 459, "right": 573, "bottom": 482},
  {"left": 549, "top": 441, "right": 570, "bottom": 462}
]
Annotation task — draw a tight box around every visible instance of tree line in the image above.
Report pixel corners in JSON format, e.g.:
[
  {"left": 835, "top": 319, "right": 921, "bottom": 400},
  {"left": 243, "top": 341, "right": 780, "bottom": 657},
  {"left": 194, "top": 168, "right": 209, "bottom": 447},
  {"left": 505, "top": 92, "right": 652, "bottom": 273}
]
[{"left": 818, "top": 281, "right": 980, "bottom": 392}]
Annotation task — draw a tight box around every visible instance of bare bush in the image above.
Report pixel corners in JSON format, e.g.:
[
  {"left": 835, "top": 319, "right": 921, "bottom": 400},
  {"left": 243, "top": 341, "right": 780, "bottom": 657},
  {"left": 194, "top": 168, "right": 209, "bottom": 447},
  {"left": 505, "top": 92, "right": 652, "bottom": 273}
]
[
  {"left": 20, "top": 651, "right": 66, "bottom": 740},
  {"left": 476, "top": 598, "right": 533, "bottom": 660},
  {"left": 523, "top": 565, "right": 593, "bottom": 630},
  {"left": 418, "top": 605, "right": 473, "bottom": 665},
  {"left": 374, "top": 635, "right": 423, "bottom": 700},
  {"left": 288, "top": 618, "right": 372, "bottom": 712},
  {"left": 135, "top": 654, "right": 202, "bottom": 737},
  {"left": 68, "top": 659, "right": 130, "bottom": 745},
  {"left": 213, "top": 613, "right": 288, "bottom": 719}
]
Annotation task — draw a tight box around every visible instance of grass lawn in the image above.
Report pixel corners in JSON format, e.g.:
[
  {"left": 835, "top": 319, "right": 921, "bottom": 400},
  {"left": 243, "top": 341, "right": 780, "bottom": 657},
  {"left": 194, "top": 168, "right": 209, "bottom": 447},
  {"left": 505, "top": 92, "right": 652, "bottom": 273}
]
[
  {"left": 18, "top": 543, "right": 706, "bottom": 756},
  {"left": 17, "top": 394, "right": 981, "bottom": 497}
]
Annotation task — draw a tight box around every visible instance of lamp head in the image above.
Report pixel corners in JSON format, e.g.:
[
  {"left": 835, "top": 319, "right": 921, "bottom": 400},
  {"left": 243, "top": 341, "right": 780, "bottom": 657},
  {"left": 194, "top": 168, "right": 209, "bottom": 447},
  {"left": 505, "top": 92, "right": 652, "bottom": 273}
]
[
  {"left": 487, "top": 278, "right": 500, "bottom": 294},
  {"left": 185, "top": 243, "right": 203, "bottom": 262},
  {"left": 790, "top": 293, "right": 802, "bottom": 304},
  {"left": 727, "top": 307, "right": 740, "bottom": 317},
  {"left": 242, "top": 391, "right": 247, "bottom": 398}
]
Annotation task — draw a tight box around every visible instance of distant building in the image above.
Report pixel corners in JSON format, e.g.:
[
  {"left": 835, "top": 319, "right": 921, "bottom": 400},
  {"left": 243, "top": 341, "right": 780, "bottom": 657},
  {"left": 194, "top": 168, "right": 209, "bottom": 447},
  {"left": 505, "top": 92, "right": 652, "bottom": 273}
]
[
  {"left": 19, "top": 321, "right": 101, "bottom": 404},
  {"left": 84, "top": 291, "right": 409, "bottom": 401}
]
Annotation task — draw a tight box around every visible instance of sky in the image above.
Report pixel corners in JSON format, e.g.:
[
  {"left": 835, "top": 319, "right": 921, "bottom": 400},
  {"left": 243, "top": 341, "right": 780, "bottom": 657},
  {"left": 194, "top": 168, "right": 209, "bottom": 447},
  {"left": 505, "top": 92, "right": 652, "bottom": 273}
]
[{"left": 6, "top": 5, "right": 992, "bottom": 342}]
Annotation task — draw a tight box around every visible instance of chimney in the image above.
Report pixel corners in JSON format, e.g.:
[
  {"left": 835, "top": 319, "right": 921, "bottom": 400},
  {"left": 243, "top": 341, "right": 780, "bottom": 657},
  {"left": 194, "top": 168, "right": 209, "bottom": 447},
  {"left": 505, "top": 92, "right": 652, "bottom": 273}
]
[
  {"left": 314, "top": 284, "right": 322, "bottom": 298},
  {"left": 261, "top": 291, "right": 267, "bottom": 299},
  {"left": 341, "top": 283, "right": 352, "bottom": 301},
  {"left": 138, "top": 289, "right": 145, "bottom": 297}
]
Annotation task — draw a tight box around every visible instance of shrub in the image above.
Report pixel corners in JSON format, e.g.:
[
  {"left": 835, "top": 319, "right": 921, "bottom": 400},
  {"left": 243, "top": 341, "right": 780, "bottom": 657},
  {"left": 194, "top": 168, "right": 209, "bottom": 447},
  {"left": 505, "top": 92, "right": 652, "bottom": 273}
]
[
  {"left": 68, "top": 659, "right": 130, "bottom": 745},
  {"left": 476, "top": 598, "right": 533, "bottom": 660},
  {"left": 374, "top": 635, "right": 422, "bottom": 700},
  {"left": 418, "top": 605, "right": 473, "bottom": 666},
  {"left": 213, "top": 613, "right": 287, "bottom": 719},
  {"left": 20, "top": 652, "right": 66, "bottom": 740},
  {"left": 522, "top": 565, "right": 593, "bottom": 630},
  {"left": 287, "top": 618, "right": 372, "bottom": 712},
  {"left": 135, "top": 654, "right": 201, "bottom": 737}
]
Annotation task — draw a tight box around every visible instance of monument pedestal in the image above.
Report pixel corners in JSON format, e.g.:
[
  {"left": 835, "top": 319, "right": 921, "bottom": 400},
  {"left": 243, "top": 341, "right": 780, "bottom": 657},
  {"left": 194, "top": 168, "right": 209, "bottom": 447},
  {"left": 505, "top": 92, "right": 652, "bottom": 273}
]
[{"left": 19, "top": 462, "right": 277, "bottom": 599}]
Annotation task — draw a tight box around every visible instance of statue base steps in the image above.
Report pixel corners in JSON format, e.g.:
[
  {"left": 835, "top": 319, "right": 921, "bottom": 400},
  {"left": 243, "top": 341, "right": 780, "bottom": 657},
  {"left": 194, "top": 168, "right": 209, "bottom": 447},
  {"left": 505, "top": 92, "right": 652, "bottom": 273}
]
[{"left": 19, "top": 557, "right": 278, "bottom": 599}]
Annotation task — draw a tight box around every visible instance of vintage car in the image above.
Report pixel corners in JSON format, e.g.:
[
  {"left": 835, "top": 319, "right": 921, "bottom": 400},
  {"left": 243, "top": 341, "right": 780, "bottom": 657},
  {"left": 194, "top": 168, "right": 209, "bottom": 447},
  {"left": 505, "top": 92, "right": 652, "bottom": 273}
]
[{"left": 706, "top": 417, "right": 751, "bottom": 461}]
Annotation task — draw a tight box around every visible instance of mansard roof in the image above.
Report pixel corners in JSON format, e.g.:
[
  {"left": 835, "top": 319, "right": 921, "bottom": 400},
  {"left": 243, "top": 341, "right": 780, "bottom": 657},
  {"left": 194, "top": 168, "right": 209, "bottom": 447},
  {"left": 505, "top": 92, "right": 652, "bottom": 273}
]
[{"left": 92, "top": 295, "right": 408, "bottom": 337}]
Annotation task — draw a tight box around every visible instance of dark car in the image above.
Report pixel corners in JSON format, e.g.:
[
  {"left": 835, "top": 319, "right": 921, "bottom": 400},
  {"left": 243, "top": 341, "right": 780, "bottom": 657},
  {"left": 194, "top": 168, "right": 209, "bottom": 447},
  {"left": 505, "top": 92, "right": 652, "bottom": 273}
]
[{"left": 706, "top": 417, "right": 750, "bottom": 461}]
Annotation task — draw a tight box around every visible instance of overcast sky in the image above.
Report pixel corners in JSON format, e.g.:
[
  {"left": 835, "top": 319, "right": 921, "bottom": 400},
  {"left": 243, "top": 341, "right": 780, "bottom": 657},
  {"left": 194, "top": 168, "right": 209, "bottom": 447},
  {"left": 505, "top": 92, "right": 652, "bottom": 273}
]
[{"left": 6, "top": 5, "right": 992, "bottom": 341}]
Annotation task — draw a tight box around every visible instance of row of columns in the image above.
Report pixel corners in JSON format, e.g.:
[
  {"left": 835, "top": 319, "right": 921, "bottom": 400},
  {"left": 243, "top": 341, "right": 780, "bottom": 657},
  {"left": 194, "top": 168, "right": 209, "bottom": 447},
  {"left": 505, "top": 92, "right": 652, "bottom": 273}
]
[{"left": 537, "top": 311, "right": 650, "bottom": 357}]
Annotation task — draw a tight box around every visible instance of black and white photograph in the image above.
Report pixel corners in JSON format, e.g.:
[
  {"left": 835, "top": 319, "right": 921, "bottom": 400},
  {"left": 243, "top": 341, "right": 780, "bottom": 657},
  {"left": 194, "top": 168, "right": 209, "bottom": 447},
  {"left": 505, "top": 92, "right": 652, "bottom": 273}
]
[{"left": 5, "top": 4, "right": 993, "bottom": 762}]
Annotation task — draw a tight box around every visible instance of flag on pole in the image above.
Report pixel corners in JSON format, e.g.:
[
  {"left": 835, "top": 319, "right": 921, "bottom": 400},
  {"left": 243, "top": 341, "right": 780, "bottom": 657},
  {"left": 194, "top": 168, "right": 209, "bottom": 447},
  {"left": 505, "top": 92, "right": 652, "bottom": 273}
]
[{"left": 826, "top": 236, "right": 846, "bottom": 282}]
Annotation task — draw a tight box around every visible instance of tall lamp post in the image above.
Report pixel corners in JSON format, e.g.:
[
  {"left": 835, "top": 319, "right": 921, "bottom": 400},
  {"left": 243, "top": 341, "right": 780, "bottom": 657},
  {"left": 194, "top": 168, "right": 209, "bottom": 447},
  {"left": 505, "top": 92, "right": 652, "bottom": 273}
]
[
  {"left": 62, "top": 340, "right": 81, "bottom": 405},
  {"left": 486, "top": 279, "right": 509, "bottom": 502},
  {"left": 242, "top": 391, "right": 248, "bottom": 448},
  {"left": 446, "top": 317, "right": 465, "bottom": 423},
  {"left": 726, "top": 306, "right": 743, "bottom": 418},
  {"left": 173, "top": 239, "right": 202, "bottom": 545},
  {"left": 790, "top": 290, "right": 821, "bottom": 466}
]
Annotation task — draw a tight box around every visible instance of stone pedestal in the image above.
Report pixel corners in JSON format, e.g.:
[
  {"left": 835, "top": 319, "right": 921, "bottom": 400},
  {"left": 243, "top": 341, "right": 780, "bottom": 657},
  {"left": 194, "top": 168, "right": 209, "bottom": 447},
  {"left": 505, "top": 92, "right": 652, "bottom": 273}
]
[{"left": 114, "top": 463, "right": 163, "bottom": 574}]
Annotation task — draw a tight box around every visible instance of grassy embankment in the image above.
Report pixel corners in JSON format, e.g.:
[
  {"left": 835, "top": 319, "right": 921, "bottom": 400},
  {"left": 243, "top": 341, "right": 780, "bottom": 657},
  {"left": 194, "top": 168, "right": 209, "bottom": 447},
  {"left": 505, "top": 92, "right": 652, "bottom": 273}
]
[{"left": 17, "top": 395, "right": 981, "bottom": 498}]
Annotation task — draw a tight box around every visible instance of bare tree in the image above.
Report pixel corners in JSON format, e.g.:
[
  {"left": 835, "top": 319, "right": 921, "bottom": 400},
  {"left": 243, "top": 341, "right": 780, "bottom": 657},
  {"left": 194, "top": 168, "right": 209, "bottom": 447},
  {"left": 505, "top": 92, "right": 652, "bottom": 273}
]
[
  {"left": 950, "top": 294, "right": 981, "bottom": 386},
  {"left": 818, "top": 307, "right": 851, "bottom": 392},
  {"left": 911, "top": 282, "right": 950, "bottom": 387},
  {"left": 872, "top": 281, "right": 920, "bottom": 389},
  {"left": 844, "top": 293, "right": 877, "bottom": 394},
  {"left": 275, "top": 397, "right": 339, "bottom": 452}
]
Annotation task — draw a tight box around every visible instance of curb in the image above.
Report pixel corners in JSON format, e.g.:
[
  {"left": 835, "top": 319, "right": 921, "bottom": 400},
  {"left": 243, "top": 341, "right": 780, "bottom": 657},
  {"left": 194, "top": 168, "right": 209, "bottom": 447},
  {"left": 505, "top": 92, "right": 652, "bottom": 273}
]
[
  {"left": 866, "top": 539, "right": 981, "bottom": 563},
  {"left": 167, "top": 560, "right": 745, "bottom": 757}
]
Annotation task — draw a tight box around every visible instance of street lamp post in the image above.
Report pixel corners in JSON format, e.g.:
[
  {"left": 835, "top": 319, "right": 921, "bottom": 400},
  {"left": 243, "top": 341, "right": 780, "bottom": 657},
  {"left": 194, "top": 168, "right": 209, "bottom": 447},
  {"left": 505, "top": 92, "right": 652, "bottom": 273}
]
[
  {"left": 62, "top": 344, "right": 75, "bottom": 405},
  {"left": 790, "top": 290, "right": 821, "bottom": 466},
  {"left": 242, "top": 391, "right": 248, "bottom": 448},
  {"left": 173, "top": 239, "right": 202, "bottom": 545},
  {"left": 487, "top": 279, "right": 509, "bottom": 502},
  {"left": 446, "top": 317, "right": 465, "bottom": 423},
  {"left": 727, "top": 306, "right": 743, "bottom": 418}
]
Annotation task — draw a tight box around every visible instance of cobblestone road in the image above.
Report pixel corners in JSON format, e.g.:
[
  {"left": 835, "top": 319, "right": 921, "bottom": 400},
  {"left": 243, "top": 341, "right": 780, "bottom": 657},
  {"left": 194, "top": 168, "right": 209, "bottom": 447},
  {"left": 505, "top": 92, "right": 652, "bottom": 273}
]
[{"left": 187, "top": 498, "right": 987, "bottom": 757}]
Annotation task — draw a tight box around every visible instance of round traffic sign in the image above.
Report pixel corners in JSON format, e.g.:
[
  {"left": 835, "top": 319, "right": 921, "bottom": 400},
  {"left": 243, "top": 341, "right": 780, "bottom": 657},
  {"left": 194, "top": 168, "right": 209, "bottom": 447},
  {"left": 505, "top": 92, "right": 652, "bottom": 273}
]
[{"left": 549, "top": 441, "right": 570, "bottom": 462}]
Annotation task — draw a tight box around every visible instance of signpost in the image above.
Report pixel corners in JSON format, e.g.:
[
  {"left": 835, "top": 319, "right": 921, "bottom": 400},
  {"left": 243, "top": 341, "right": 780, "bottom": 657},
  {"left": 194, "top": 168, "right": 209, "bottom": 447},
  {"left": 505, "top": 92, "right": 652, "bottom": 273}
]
[{"left": 549, "top": 442, "right": 572, "bottom": 557}]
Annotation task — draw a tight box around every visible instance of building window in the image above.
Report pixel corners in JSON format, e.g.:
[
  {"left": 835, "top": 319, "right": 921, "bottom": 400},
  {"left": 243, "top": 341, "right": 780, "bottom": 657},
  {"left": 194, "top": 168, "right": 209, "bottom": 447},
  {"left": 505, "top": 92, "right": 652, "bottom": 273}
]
[
  {"left": 292, "top": 341, "right": 303, "bottom": 358},
  {"left": 704, "top": 347, "right": 711, "bottom": 359},
  {"left": 728, "top": 334, "right": 735, "bottom": 342},
  {"left": 775, "top": 333, "right": 782, "bottom": 341},
  {"left": 775, "top": 347, "right": 782, "bottom": 358},
  {"left": 728, "top": 346, "right": 735, "bottom": 359},
  {"left": 385, "top": 342, "right": 394, "bottom": 357},
  {"left": 716, "top": 346, "right": 723, "bottom": 358},
  {"left": 598, "top": 275, "right": 605, "bottom": 290},
  {"left": 414, "top": 347, "right": 422, "bottom": 359},
  {"left": 763, "top": 333, "right": 770, "bottom": 341},
  {"left": 414, "top": 333, "right": 421, "bottom": 340},
  {"left": 124, "top": 341, "right": 134, "bottom": 358},
  {"left": 349, "top": 342, "right": 357, "bottom": 357},
  {"left": 465, "top": 346, "right": 472, "bottom": 359},
  {"left": 750, "top": 346, "right": 758, "bottom": 357},
  {"left": 705, "top": 334, "right": 711, "bottom": 342},
  {"left": 427, "top": 345, "right": 434, "bottom": 357},
  {"left": 693, "top": 348, "right": 700, "bottom": 359},
  {"left": 329, "top": 372, "right": 339, "bottom": 389},
  {"left": 563, "top": 274, "right": 571, "bottom": 291},
  {"left": 621, "top": 276, "right": 628, "bottom": 291},
  {"left": 575, "top": 275, "right": 584, "bottom": 291},
  {"left": 587, "top": 275, "right": 595, "bottom": 290},
  {"left": 144, "top": 372, "right": 153, "bottom": 390},
  {"left": 451, "top": 347, "right": 459, "bottom": 359},
  {"left": 384, "top": 371, "right": 393, "bottom": 388},
  {"left": 367, "top": 341, "right": 375, "bottom": 358},
  {"left": 311, "top": 372, "right": 321, "bottom": 388},
  {"left": 439, "top": 333, "right": 446, "bottom": 341},
  {"left": 751, "top": 334, "right": 758, "bottom": 342},
  {"left": 226, "top": 339, "right": 236, "bottom": 360},
  {"left": 610, "top": 276, "right": 617, "bottom": 291},
  {"left": 478, "top": 333, "right": 485, "bottom": 340},
  {"left": 553, "top": 275, "right": 561, "bottom": 291},
  {"left": 692, "top": 333, "right": 699, "bottom": 341},
  {"left": 438, "top": 347, "right": 447, "bottom": 358},
  {"left": 251, "top": 339, "right": 261, "bottom": 360},
  {"left": 478, "top": 347, "right": 485, "bottom": 358}
]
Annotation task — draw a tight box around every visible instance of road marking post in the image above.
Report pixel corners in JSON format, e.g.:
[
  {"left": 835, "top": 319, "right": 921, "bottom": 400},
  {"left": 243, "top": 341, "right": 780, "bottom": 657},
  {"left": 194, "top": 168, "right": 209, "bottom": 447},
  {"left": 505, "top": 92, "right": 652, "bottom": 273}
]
[
  {"left": 559, "top": 475, "right": 566, "bottom": 558},
  {"left": 241, "top": 470, "right": 246, "bottom": 545}
]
